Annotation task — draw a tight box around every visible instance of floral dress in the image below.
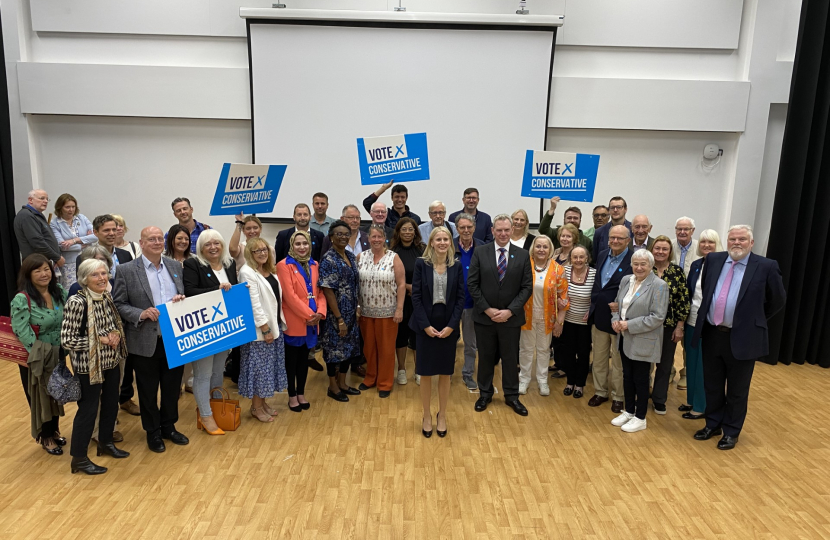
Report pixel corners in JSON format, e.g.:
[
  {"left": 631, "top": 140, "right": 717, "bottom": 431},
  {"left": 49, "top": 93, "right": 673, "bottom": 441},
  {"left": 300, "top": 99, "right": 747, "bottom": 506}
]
[{"left": 318, "top": 249, "right": 361, "bottom": 363}]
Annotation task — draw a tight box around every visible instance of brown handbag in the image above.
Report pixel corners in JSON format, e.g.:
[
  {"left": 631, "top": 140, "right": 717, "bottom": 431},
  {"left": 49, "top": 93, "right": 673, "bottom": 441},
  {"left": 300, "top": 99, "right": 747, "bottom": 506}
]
[{"left": 197, "top": 387, "right": 241, "bottom": 431}]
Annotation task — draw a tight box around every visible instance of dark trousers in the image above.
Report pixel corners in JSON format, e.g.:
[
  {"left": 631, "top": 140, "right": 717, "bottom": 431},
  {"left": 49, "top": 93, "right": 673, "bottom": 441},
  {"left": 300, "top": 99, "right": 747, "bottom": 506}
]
[
  {"left": 620, "top": 336, "right": 650, "bottom": 420},
  {"left": 131, "top": 338, "right": 184, "bottom": 437},
  {"left": 119, "top": 354, "right": 135, "bottom": 404},
  {"left": 651, "top": 326, "right": 678, "bottom": 406},
  {"left": 19, "top": 364, "right": 60, "bottom": 439},
  {"left": 556, "top": 321, "right": 591, "bottom": 386},
  {"left": 702, "top": 324, "right": 756, "bottom": 437},
  {"left": 474, "top": 322, "right": 520, "bottom": 400},
  {"left": 285, "top": 344, "right": 309, "bottom": 397},
  {"left": 71, "top": 366, "right": 120, "bottom": 457},
  {"left": 327, "top": 359, "right": 353, "bottom": 377}
]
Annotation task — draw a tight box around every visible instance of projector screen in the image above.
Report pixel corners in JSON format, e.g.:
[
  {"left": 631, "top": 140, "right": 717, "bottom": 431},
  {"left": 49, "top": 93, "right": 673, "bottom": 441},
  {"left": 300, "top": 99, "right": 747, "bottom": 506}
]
[{"left": 247, "top": 14, "right": 557, "bottom": 222}]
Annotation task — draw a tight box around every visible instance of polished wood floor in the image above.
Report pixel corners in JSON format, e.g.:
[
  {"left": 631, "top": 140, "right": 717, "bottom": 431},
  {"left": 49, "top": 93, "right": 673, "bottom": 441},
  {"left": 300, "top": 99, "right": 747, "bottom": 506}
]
[{"left": 1, "top": 345, "right": 829, "bottom": 539}]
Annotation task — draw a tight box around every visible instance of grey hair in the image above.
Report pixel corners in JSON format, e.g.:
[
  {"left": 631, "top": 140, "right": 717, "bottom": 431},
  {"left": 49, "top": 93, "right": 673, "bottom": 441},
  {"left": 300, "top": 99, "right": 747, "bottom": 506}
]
[
  {"left": 493, "top": 213, "right": 512, "bottom": 227},
  {"left": 428, "top": 200, "right": 446, "bottom": 212},
  {"left": 454, "top": 212, "right": 476, "bottom": 226},
  {"left": 370, "top": 201, "right": 387, "bottom": 212},
  {"left": 631, "top": 249, "right": 655, "bottom": 267},
  {"left": 697, "top": 229, "right": 723, "bottom": 255},
  {"left": 342, "top": 204, "right": 360, "bottom": 216},
  {"left": 727, "top": 224, "right": 754, "bottom": 241},
  {"left": 27, "top": 189, "right": 45, "bottom": 199},
  {"left": 194, "top": 229, "right": 232, "bottom": 268},
  {"left": 77, "top": 244, "right": 113, "bottom": 270},
  {"left": 675, "top": 216, "right": 696, "bottom": 229},
  {"left": 76, "top": 258, "right": 110, "bottom": 288}
]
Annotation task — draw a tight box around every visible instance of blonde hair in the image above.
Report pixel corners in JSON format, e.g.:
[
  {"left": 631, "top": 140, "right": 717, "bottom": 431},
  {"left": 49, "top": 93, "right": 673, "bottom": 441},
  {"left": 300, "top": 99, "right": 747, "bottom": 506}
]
[
  {"left": 557, "top": 223, "right": 580, "bottom": 243},
  {"left": 697, "top": 229, "right": 723, "bottom": 255},
  {"left": 421, "top": 226, "right": 456, "bottom": 267},
  {"left": 244, "top": 237, "right": 275, "bottom": 274},
  {"left": 110, "top": 214, "right": 127, "bottom": 232},
  {"left": 529, "top": 235, "right": 554, "bottom": 258},
  {"left": 511, "top": 209, "right": 530, "bottom": 236}
]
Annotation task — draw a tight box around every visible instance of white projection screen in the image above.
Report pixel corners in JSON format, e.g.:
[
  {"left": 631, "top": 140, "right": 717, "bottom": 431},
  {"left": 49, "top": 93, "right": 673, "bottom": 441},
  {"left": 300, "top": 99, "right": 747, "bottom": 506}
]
[{"left": 245, "top": 11, "right": 560, "bottom": 221}]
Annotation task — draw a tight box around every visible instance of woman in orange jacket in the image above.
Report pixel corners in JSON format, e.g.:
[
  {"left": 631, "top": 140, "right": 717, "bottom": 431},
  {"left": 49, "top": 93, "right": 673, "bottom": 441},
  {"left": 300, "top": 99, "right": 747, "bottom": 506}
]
[
  {"left": 276, "top": 231, "right": 327, "bottom": 412},
  {"left": 519, "top": 235, "right": 569, "bottom": 396}
]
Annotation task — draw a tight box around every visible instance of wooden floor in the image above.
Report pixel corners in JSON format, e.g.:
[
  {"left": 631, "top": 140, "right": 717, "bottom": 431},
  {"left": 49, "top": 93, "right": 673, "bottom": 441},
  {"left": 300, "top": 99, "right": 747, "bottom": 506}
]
[{"left": 1, "top": 345, "right": 829, "bottom": 540}]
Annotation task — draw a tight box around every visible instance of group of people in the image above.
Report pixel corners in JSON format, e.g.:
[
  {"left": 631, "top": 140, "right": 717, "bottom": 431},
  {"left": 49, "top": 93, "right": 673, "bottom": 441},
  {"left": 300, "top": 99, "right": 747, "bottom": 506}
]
[{"left": 9, "top": 181, "right": 785, "bottom": 475}]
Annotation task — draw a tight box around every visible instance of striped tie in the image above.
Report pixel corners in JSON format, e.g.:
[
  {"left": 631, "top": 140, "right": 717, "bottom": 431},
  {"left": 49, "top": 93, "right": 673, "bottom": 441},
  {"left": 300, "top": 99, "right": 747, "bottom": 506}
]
[{"left": 498, "top": 248, "right": 507, "bottom": 282}]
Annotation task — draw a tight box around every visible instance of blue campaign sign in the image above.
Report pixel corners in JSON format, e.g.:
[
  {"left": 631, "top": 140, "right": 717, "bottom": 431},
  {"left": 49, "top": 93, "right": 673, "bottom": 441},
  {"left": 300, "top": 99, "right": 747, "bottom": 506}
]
[
  {"left": 209, "top": 163, "right": 287, "bottom": 216},
  {"left": 520, "top": 151, "right": 600, "bottom": 202},
  {"left": 157, "top": 284, "right": 257, "bottom": 368},
  {"left": 356, "top": 133, "right": 430, "bottom": 185}
]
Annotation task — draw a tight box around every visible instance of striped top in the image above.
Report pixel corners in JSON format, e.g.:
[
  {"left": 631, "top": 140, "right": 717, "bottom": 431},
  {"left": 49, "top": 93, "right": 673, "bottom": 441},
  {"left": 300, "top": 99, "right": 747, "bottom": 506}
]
[{"left": 564, "top": 266, "right": 596, "bottom": 325}]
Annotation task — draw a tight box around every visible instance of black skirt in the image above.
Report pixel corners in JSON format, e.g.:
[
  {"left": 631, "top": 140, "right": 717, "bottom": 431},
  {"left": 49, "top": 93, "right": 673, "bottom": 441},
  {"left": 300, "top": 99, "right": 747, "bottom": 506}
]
[{"left": 414, "top": 303, "right": 458, "bottom": 376}]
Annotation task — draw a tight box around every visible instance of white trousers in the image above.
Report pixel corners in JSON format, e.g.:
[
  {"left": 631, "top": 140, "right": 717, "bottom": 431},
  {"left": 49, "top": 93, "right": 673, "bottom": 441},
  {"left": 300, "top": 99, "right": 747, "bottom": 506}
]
[{"left": 519, "top": 310, "right": 553, "bottom": 385}]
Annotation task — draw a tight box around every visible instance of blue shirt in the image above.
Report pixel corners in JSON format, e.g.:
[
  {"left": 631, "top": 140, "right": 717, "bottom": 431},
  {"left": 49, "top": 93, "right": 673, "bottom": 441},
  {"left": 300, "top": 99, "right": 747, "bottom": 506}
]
[
  {"left": 678, "top": 241, "right": 692, "bottom": 270},
  {"left": 419, "top": 220, "right": 459, "bottom": 241},
  {"left": 456, "top": 240, "right": 476, "bottom": 309},
  {"left": 706, "top": 255, "right": 748, "bottom": 328},
  {"left": 600, "top": 248, "right": 628, "bottom": 288},
  {"left": 142, "top": 255, "right": 178, "bottom": 306}
]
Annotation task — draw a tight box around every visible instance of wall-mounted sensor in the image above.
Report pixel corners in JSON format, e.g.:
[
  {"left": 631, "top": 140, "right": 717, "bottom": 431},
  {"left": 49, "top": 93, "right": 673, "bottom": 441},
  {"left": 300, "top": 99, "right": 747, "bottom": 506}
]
[{"left": 703, "top": 144, "right": 720, "bottom": 160}]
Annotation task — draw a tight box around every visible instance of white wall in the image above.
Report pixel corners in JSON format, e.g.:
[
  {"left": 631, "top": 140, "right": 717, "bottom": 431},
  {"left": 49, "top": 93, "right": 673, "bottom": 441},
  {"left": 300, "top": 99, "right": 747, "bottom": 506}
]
[{"left": 2, "top": 0, "right": 801, "bottom": 251}]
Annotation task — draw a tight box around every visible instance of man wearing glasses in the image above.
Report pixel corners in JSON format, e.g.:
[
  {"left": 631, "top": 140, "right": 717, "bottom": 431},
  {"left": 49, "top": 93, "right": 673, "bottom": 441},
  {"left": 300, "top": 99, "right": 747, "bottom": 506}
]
[
  {"left": 419, "top": 201, "right": 458, "bottom": 241},
  {"left": 321, "top": 205, "right": 370, "bottom": 256},
  {"left": 448, "top": 188, "right": 493, "bottom": 243},
  {"left": 14, "top": 189, "right": 64, "bottom": 269},
  {"left": 584, "top": 205, "right": 610, "bottom": 242},
  {"left": 360, "top": 201, "right": 394, "bottom": 243},
  {"left": 538, "top": 196, "right": 593, "bottom": 255},
  {"left": 671, "top": 216, "right": 701, "bottom": 390},
  {"left": 587, "top": 225, "right": 633, "bottom": 413},
  {"left": 592, "top": 196, "right": 633, "bottom": 262}
]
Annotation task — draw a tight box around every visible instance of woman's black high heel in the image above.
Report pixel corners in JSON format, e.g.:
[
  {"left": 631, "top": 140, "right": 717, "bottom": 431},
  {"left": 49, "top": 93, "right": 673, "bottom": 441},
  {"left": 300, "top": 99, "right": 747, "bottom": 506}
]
[
  {"left": 288, "top": 401, "right": 303, "bottom": 413},
  {"left": 436, "top": 412, "right": 447, "bottom": 438},
  {"left": 41, "top": 437, "right": 63, "bottom": 456},
  {"left": 422, "top": 417, "right": 433, "bottom": 438},
  {"left": 53, "top": 433, "right": 67, "bottom": 446},
  {"left": 70, "top": 457, "right": 107, "bottom": 475},
  {"left": 96, "top": 443, "right": 130, "bottom": 458}
]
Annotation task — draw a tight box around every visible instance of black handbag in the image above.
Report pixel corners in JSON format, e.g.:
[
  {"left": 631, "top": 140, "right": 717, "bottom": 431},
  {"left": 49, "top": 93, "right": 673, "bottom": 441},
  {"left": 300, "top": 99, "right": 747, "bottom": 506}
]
[{"left": 47, "top": 363, "right": 81, "bottom": 404}]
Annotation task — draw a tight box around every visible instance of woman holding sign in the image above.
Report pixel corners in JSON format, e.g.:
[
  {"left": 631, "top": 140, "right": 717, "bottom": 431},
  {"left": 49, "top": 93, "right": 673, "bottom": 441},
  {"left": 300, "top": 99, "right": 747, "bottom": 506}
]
[
  {"left": 183, "top": 230, "right": 238, "bottom": 435},
  {"left": 238, "top": 237, "right": 287, "bottom": 422},
  {"left": 276, "top": 230, "right": 326, "bottom": 412},
  {"left": 319, "top": 220, "right": 362, "bottom": 402}
]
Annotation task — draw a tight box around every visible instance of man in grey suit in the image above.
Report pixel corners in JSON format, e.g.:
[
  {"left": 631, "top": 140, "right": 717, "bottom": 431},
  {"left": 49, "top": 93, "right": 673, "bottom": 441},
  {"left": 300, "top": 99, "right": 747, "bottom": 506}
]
[
  {"left": 467, "top": 214, "right": 533, "bottom": 416},
  {"left": 112, "top": 226, "right": 189, "bottom": 453}
]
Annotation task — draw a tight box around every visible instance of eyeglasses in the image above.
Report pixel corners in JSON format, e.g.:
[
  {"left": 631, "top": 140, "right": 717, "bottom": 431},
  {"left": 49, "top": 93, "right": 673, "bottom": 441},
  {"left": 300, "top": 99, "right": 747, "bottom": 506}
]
[
  {"left": 609, "top": 236, "right": 629, "bottom": 241},
  {"left": 333, "top": 232, "right": 351, "bottom": 238},
  {"left": 609, "top": 205, "right": 625, "bottom": 211},
  {"left": 342, "top": 215, "right": 360, "bottom": 221},
  {"left": 593, "top": 213, "right": 608, "bottom": 218},
  {"left": 251, "top": 248, "right": 269, "bottom": 255},
  {"left": 675, "top": 227, "right": 693, "bottom": 233},
  {"left": 429, "top": 211, "right": 446, "bottom": 216},
  {"left": 144, "top": 238, "right": 165, "bottom": 244}
]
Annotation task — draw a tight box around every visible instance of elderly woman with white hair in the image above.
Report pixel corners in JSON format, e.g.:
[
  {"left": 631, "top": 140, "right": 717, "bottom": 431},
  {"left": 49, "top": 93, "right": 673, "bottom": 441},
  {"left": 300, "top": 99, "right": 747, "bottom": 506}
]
[
  {"left": 610, "top": 249, "right": 669, "bottom": 433},
  {"left": 678, "top": 229, "right": 722, "bottom": 419},
  {"left": 183, "top": 229, "right": 238, "bottom": 435},
  {"left": 419, "top": 200, "right": 458, "bottom": 241},
  {"left": 509, "top": 209, "right": 536, "bottom": 250},
  {"left": 61, "top": 258, "right": 129, "bottom": 475}
]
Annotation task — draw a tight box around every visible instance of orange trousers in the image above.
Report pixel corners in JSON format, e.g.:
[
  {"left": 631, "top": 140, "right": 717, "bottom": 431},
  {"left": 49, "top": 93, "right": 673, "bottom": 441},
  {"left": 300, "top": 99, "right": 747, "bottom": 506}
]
[{"left": 359, "top": 317, "right": 398, "bottom": 391}]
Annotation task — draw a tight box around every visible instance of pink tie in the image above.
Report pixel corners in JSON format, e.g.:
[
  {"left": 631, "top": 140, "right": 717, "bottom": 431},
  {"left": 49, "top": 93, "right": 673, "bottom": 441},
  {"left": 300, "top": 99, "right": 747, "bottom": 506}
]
[{"left": 712, "top": 261, "right": 734, "bottom": 326}]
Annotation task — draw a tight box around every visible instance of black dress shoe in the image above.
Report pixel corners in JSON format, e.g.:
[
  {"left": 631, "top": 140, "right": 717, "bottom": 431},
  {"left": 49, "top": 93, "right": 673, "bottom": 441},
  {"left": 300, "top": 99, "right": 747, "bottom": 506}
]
[
  {"left": 358, "top": 383, "right": 372, "bottom": 391},
  {"left": 379, "top": 390, "right": 391, "bottom": 398},
  {"left": 340, "top": 386, "right": 361, "bottom": 396},
  {"left": 162, "top": 430, "right": 189, "bottom": 446},
  {"left": 288, "top": 403, "right": 303, "bottom": 413},
  {"left": 693, "top": 426, "right": 723, "bottom": 441},
  {"left": 678, "top": 404, "right": 693, "bottom": 412},
  {"left": 41, "top": 438, "right": 63, "bottom": 455},
  {"left": 54, "top": 435, "right": 67, "bottom": 447},
  {"left": 550, "top": 370, "right": 567, "bottom": 379},
  {"left": 474, "top": 396, "right": 492, "bottom": 412},
  {"left": 71, "top": 457, "right": 107, "bottom": 475},
  {"left": 308, "top": 357, "right": 324, "bottom": 372},
  {"left": 717, "top": 435, "right": 739, "bottom": 450},
  {"left": 299, "top": 402, "right": 311, "bottom": 410},
  {"left": 97, "top": 443, "right": 130, "bottom": 458},
  {"left": 506, "top": 399, "right": 528, "bottom": 416},
  {"left": 682, "top": 412, "right": 705, "bottom": 420},
  {"left": 147, "top": 436, "right": 166, "bottom": 453},
  {"left": 327, "top": 389, "right": 349, "bottom": 402},
  {"left": 573, "top": 388, "right": 583, "bottom": 399},
  {"left": 563, "top": 386, "right": 574, "bottom": 396}
]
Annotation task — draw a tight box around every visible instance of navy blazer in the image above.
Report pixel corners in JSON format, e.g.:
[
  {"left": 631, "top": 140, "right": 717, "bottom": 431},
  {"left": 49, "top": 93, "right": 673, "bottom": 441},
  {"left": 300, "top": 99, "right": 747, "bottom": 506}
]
[
  {"left": 183, "top": 258, "right": 238, "bottom": 297},
  {"left": 274, "top": 227, "right": 324, "bottom": 263},
  {"left": 409, "top": 259, "right": 466, "bottom": 334},
  {"left": 589, "top": 248, "right": 633, "bottom": 334},
  {"left": 692, "top": 251, "right": 785, "bottom": 360},
  {"left": 592, "top": 220, "right": 633, "bottom": 264}
]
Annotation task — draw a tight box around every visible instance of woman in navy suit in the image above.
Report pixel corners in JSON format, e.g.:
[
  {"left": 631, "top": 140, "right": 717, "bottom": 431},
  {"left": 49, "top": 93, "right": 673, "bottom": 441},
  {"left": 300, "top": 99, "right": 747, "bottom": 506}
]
[
  {"left": 183, "top": 230, "right": 238, "bottom": 435},
  {"left": 410, "top": 227, "right": 465, "bottom": 438},
  {"left": 678, "top": 229, "right": 721, "bottom": 419}
]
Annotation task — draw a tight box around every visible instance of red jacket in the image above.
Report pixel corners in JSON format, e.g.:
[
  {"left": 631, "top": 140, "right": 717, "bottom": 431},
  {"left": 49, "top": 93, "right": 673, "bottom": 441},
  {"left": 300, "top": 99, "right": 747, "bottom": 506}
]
[{"left": 275, "top": 259, "right": 327, "bottom": 337}]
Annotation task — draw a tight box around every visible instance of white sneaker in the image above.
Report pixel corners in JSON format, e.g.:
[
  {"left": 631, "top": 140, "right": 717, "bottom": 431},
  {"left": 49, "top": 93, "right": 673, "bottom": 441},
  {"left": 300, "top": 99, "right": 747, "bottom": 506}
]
[
  {"left": 415, "top": 374, "right": 421, "bottom": 386},
  {"left": 621, "top": 417, "right": 647, "bottom": 433},
  {"left": 397, "top": 370, "right": 407, "bottom": 385},
  {"left": 519, "top": 382, "right": 529, "bottom": 395},
  {"left": 539, "top": 382, "right": 550, "bottom": 396},
  {"left": 611, "top": 411, "right": 634, "bottom": 427}
]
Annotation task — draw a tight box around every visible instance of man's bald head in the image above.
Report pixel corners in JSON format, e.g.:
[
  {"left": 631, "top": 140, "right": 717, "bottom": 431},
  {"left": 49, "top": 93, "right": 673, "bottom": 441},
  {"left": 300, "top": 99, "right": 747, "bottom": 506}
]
[{"left": 608, "top": 224, "right": 631, "bottom": 256}]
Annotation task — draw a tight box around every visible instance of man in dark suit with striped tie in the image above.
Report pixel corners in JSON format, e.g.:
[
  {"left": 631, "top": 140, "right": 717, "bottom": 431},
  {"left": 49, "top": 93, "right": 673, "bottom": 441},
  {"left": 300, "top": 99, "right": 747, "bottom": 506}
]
[{"left": 467, "top": 214, "right": 533, "bottom": 416}]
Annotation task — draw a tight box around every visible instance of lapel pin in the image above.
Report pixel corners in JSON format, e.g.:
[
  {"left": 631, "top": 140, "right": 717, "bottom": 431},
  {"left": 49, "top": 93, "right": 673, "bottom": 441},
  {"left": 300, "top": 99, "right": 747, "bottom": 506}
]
[{"left": 207, "top": 273, "right": 211, "bottom": 277}]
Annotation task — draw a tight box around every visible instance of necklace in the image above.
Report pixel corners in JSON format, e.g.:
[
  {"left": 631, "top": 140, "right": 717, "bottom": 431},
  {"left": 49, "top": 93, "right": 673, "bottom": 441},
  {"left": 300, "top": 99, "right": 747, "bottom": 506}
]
[
  {"left": 534, "top": 259, "right": 549, "bottom": 272},
  {"left": 570, "top": 266, "right": 588, "bottom": 285}
]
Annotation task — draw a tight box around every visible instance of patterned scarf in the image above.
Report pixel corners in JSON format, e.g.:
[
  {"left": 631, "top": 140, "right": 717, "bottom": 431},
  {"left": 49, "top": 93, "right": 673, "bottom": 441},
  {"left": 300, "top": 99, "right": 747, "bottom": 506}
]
[
  {"left": 83, "top": 289, "right": 128, "bottom": 384},
  {"left": 288, "top": 230, "right": 313, "bottom": 276}
]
